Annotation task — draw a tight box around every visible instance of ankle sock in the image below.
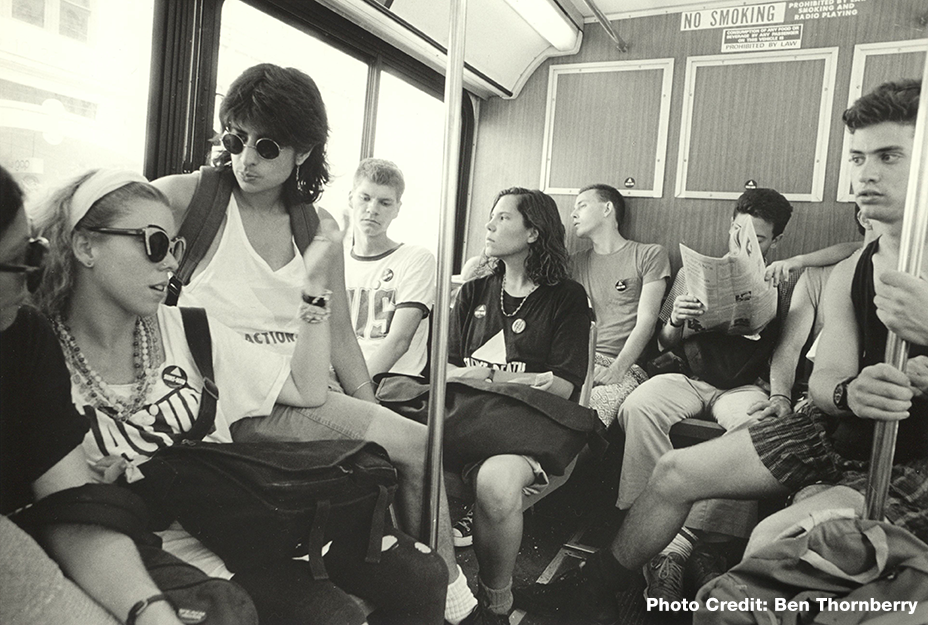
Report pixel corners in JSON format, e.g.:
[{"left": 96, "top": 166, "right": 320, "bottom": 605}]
[
  {"left": 478, "top": 578, "right": 513, "bottom": 615},
  {"left": 445, "top": 565, "right": 478, "bottom": 624},
  {"left": 661, "top": 528, "right": 698, "bottom": 560}
]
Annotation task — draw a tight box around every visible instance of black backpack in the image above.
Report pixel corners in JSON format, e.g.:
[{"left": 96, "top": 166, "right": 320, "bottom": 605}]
[
  {"left": 165, "top": 167, "right": 319, "bottom": 306},
  {"left": 126, "top": 308, "right": 397, "bottom": 580}
]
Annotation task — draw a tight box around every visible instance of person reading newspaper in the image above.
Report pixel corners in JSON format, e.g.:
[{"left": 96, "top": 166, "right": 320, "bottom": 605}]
[{"left": 605, "top": 189, "right": 796, "bottom": 602}]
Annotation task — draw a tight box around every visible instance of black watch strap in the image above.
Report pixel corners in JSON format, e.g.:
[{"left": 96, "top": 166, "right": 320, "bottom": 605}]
[{"left": 833, "top": 376, "right": 855, "bottom": 411}]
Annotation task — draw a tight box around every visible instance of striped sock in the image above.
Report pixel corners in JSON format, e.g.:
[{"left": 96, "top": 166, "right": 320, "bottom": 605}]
[{"left": 661, "top": 527, "right": 698, "bottom": 559}]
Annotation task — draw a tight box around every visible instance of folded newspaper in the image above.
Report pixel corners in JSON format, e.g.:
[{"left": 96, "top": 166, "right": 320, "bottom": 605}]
[{"left": 679, "top": 218, "right": 777, "bottom": 336}]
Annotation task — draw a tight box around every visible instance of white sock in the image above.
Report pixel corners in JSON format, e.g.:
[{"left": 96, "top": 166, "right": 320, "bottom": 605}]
[
  {"left": 661, "top": 528, "right": 697, "bottom": 560},
  {"left": 445, "top": 565, "right": 478, "bottom": 624},
  {"left": 479, "top": 577, "right": 513, "bottom": 615}
]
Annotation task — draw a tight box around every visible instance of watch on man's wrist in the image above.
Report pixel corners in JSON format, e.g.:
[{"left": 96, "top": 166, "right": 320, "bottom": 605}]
[{"left": 833, "top": 376, "right": 856, "bottom": 411}]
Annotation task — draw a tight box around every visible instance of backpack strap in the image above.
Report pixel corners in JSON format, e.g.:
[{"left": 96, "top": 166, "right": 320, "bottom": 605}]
[
  {"left": 178, "top": 307, "right": 218, "bottom": 442},
  {"left": 289, "top": 199, "right": 320, "bottom": 255},
  {"left": 165, "top": 167, "right": 233, "bottom": 306}
]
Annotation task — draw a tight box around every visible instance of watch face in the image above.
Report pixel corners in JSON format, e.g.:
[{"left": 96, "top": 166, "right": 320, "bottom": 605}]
[{"left": 834, "top": 379, "right": 849, "bottom": 410}]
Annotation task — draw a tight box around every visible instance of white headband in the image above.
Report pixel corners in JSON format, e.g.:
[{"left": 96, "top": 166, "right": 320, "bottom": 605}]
[{"left": 69, "top": 169, "right": 149, "bottom": 230}]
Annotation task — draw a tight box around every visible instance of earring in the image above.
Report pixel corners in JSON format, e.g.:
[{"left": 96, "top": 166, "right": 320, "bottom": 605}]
[
  {"left": 83, "top": 260, "right": 94, "bottom": 268},
  {"left": 296, "top": 161, "right": 308, "bottom": 195}
]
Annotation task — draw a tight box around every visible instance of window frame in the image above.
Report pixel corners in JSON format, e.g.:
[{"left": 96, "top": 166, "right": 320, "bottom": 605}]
[{"left": 145, "top": 0, "right": 469, "bottom": 267}]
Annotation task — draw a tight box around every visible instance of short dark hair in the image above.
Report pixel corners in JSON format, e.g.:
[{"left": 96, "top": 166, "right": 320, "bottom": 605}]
[
  {"left": 732, "top": 188, "right": 792, "bottom": 238},
  {"left": 0, "top": 165, "right": 24, "bottom": 237},
  {"left": 579, "top": 183, "right": 625, "bottom": 230},
  {"left": 843, "top": 79, "right": 920, "bottom": 132},
  {"left": 218, "top": 64, "right": 330, "bottom": 204}
]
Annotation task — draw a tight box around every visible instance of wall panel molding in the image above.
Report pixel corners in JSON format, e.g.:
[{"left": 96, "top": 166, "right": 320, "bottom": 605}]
[
  {"left": 540, "top": 58, "right": 674, "bottom": 198},
  {"left": 675, "top": 47, "right": 838, "bottom": 202}
]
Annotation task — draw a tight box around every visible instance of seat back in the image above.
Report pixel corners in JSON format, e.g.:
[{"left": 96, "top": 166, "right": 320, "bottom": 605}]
[{"left": 579, "top": 320, "right": 597, "bottom": 408}]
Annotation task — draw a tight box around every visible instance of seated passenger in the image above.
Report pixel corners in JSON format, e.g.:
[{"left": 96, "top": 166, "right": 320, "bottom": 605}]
[
  {"left": 515, "top": 79, "right": 927, "bottom": 624},
  {"left": 612, "top": 188, "right": 794, "bottom": 600},
  {"left": 0, "top": 166, "right": 183, "bottom": 625},
  {"left": 32, "top": 169, "right": 447, "bottom": 625},
  {"left": 447, "top": 188, "right": 591, "bottom": 623},
  {"left": 344, "top": 158, "right": 436, "bottom": 377},
  {"left": 153, "top": 64, "right": 481, "bottom": 623},
  {"left": 570, "top": 184, "right": 670, "bottom": 427}
]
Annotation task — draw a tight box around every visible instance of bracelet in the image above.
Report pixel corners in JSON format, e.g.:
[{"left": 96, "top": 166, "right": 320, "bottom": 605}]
[
  {"left": 127, "top": 594, "right": 172, "bottom": 625},
  {"left": 668, "top": 317, "right": 684, "bottom": 328},
  {"left": 301, "top": 289, "right": 332, "bottom": 309},
  {"left": 769, "top": 393, "right": 791, "bottom": 403},
  {"left": 351, "top": 380, "right": 373, "bottom": 396},
  {"left": 298, "top": 302, "right": 331, "bottom": 324}
]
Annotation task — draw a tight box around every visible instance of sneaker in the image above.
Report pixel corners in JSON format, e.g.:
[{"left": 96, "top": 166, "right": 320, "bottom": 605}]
[
  {"left": 513, "top": 566, "right": 619, "bottom": 624},
  {"left": 685, "top": 542, "right": 728, "bottom": 595},
  {"left": 452, "top": 506, "right": 474, "bottom": 547},
  {"left": 642, "top": 552, "right": 686, "bottom": 601},
  {"left": 457, "top": 601, "right": 509, "bottom": 625}
]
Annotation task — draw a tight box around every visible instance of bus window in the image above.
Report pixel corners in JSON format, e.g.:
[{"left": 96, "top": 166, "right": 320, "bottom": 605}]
[
  {"left": 1, "top": 0, "right": 155, "bottom": 213},
  {"left": 373, "top": 70, "right": 443, "bottom": 258},
  {"left": 217, "top": 0, "right": 367, "bottom": 221},
  {"left": 217, "top": 0, "right": 444, "bottom": 253}
]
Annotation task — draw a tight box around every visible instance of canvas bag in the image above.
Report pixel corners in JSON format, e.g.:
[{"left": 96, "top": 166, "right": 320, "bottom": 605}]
[
  {"left": 375, "top": 375, "right": 606, "bottom": 475},
  {"left": 125, "top": 308, "right": 398, "bottom": 580},
  {"left": 694, "top": 509, "right": 928, "bottom": 625}
]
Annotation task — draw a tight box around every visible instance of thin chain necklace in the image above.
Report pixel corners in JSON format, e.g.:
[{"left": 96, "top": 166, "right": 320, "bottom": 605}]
[
  {"left": 54, "top": 315, "right": 156, "bottom": 423},
  {"left": 499, "top": 274, "right": 538, "bottom": 318}
]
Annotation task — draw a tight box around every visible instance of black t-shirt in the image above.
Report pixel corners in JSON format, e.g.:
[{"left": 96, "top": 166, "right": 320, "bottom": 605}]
[
  {"left": 0, "top": 306, "right": 89, "bottom": 515},
  {"left": 449, "top": 273, "right": 591, "bottom": 399}
]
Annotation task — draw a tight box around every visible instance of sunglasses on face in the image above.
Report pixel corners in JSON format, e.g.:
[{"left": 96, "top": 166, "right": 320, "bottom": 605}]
[
  {"left": 221, "top": 131, "right": 282, "bottom": 160},
  {"left": 0, "top": 237, "right": 49, "bottom": 293},
  {"left": 84, "top": 225, "right": 186, "bottom": 264}
]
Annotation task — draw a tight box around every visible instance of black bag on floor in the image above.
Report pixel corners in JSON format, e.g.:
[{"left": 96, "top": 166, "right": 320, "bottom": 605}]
[{"left": 126, "top": 308, "right": 397, "bottom": 580}]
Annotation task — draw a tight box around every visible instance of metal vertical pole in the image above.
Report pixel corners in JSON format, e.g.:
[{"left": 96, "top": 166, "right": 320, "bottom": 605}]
[
  {"left": 424, "top": 0, "right": 467, "bottom": 547},
  {"left": 864, "top": 61, "right": 928, "bottom": 520}
]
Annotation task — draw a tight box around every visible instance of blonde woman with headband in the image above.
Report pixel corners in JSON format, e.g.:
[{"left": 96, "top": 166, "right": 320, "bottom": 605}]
[{"left": 33, "top": 169, "right": 447, "bottom": 625}]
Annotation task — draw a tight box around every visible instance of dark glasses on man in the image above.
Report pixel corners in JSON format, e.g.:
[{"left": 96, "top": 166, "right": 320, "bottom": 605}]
[
  {"left": 84, "top": 225, "right": 186, "bottom": 264},
  {"left": 0, "top": 237, "right": 49, "bottom": 293},
  {"left": 221, "top": 131, "right": 282, "bottom": 160}
]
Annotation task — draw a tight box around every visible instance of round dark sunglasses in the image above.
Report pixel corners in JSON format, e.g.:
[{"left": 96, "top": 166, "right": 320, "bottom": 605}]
[
  {"left": 84, "top": 225, "right": 186, "bottom": 264},
  {"left": 221, "top": 131, "right": 282, "bottom": 160},
  {"left": 0, "top": 237, "right": 49, "bottom": 293}
]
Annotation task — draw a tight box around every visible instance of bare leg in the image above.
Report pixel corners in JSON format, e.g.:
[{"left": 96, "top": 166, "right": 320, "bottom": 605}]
[
  {"left": 364, "top": 413, "right": 458, "bottom": 581},
  {"left": 610, "top": 429, "right": 789, "bottom": 571},
  {"left": 472, "top": 455, "right": 537, "bottom": 590}
]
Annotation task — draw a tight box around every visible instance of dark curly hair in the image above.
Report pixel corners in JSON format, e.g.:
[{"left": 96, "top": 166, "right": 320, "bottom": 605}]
[
  {"left": 481, "top": 187, "right": 570, "bottom": 286},
  {"left": 0, "top": 165, "right": 24, "bottom": 236},
  {"left": 215, "top": 63, "right": 330, "bottom": 205},
  {"left": 732, "top": 188, "right": 793, "bottom": 238},
  {"left": 843, "top": 79, "right": 920, "bottom": 132}
]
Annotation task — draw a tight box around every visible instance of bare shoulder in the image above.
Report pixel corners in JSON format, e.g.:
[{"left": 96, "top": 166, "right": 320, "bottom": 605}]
[{"left": 152, "top": 171, "right": 201, "bottom": 222}]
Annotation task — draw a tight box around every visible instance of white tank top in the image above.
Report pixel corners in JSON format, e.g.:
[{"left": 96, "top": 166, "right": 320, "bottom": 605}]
[{"left": 180, "top": 195, "right": 306, "bottom": 356}]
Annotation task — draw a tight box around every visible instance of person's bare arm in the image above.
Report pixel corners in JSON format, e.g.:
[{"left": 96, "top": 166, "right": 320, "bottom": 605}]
[
  {"left": 317, "top": 208, "right": 376, "bottom": 402},
  {"left": 765, "top": 241, "right": 861, "bottom": 286},
  {"left": 365, "top": 307, "right": 424, "bottom": 377},
  {"left": 34, "top": 448, "right": 182, "bottom": 625},
  {"left": 446, "top": 365, "right": 574, "bottom": 399},
  {"left": 151, "top": 172, "right": 200, "bottom": 227}
]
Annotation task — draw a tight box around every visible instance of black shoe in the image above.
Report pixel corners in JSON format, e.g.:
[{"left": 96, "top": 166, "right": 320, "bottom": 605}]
[
  {"left": 685, "top": 542, "right": 729, "bottom": 596},
  {"left": 457, "top": 601, "right": 509, "bottom": 625},
  {"left": 513, "top": 566, "right": 619, "bottom": 624}
]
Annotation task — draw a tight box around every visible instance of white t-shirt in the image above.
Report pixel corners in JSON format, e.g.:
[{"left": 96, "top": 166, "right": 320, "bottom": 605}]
[
  {"left": 69, "top": 306, "right": 290, "bottom": 467},
  {"left": 344, "top": 243, "right": 435, "bottom": 376}
]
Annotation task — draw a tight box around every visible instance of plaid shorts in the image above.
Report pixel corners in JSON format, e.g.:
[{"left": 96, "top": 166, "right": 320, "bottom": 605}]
[{"left": 749, "top": 404, "right": 928, "bottom": 543}]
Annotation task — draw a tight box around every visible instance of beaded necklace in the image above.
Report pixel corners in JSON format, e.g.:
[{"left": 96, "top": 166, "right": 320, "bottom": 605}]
[
  {"left": 498, "top": 274, "right": 538, "bottom": 318},
  {"left": 54, "top": 315, "right": 157, "bottom": 423}
]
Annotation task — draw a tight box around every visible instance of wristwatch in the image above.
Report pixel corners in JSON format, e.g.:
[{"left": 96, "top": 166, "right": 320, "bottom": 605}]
[{"left": 833, "top": 376, "right": 855, "bottom": 411}]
